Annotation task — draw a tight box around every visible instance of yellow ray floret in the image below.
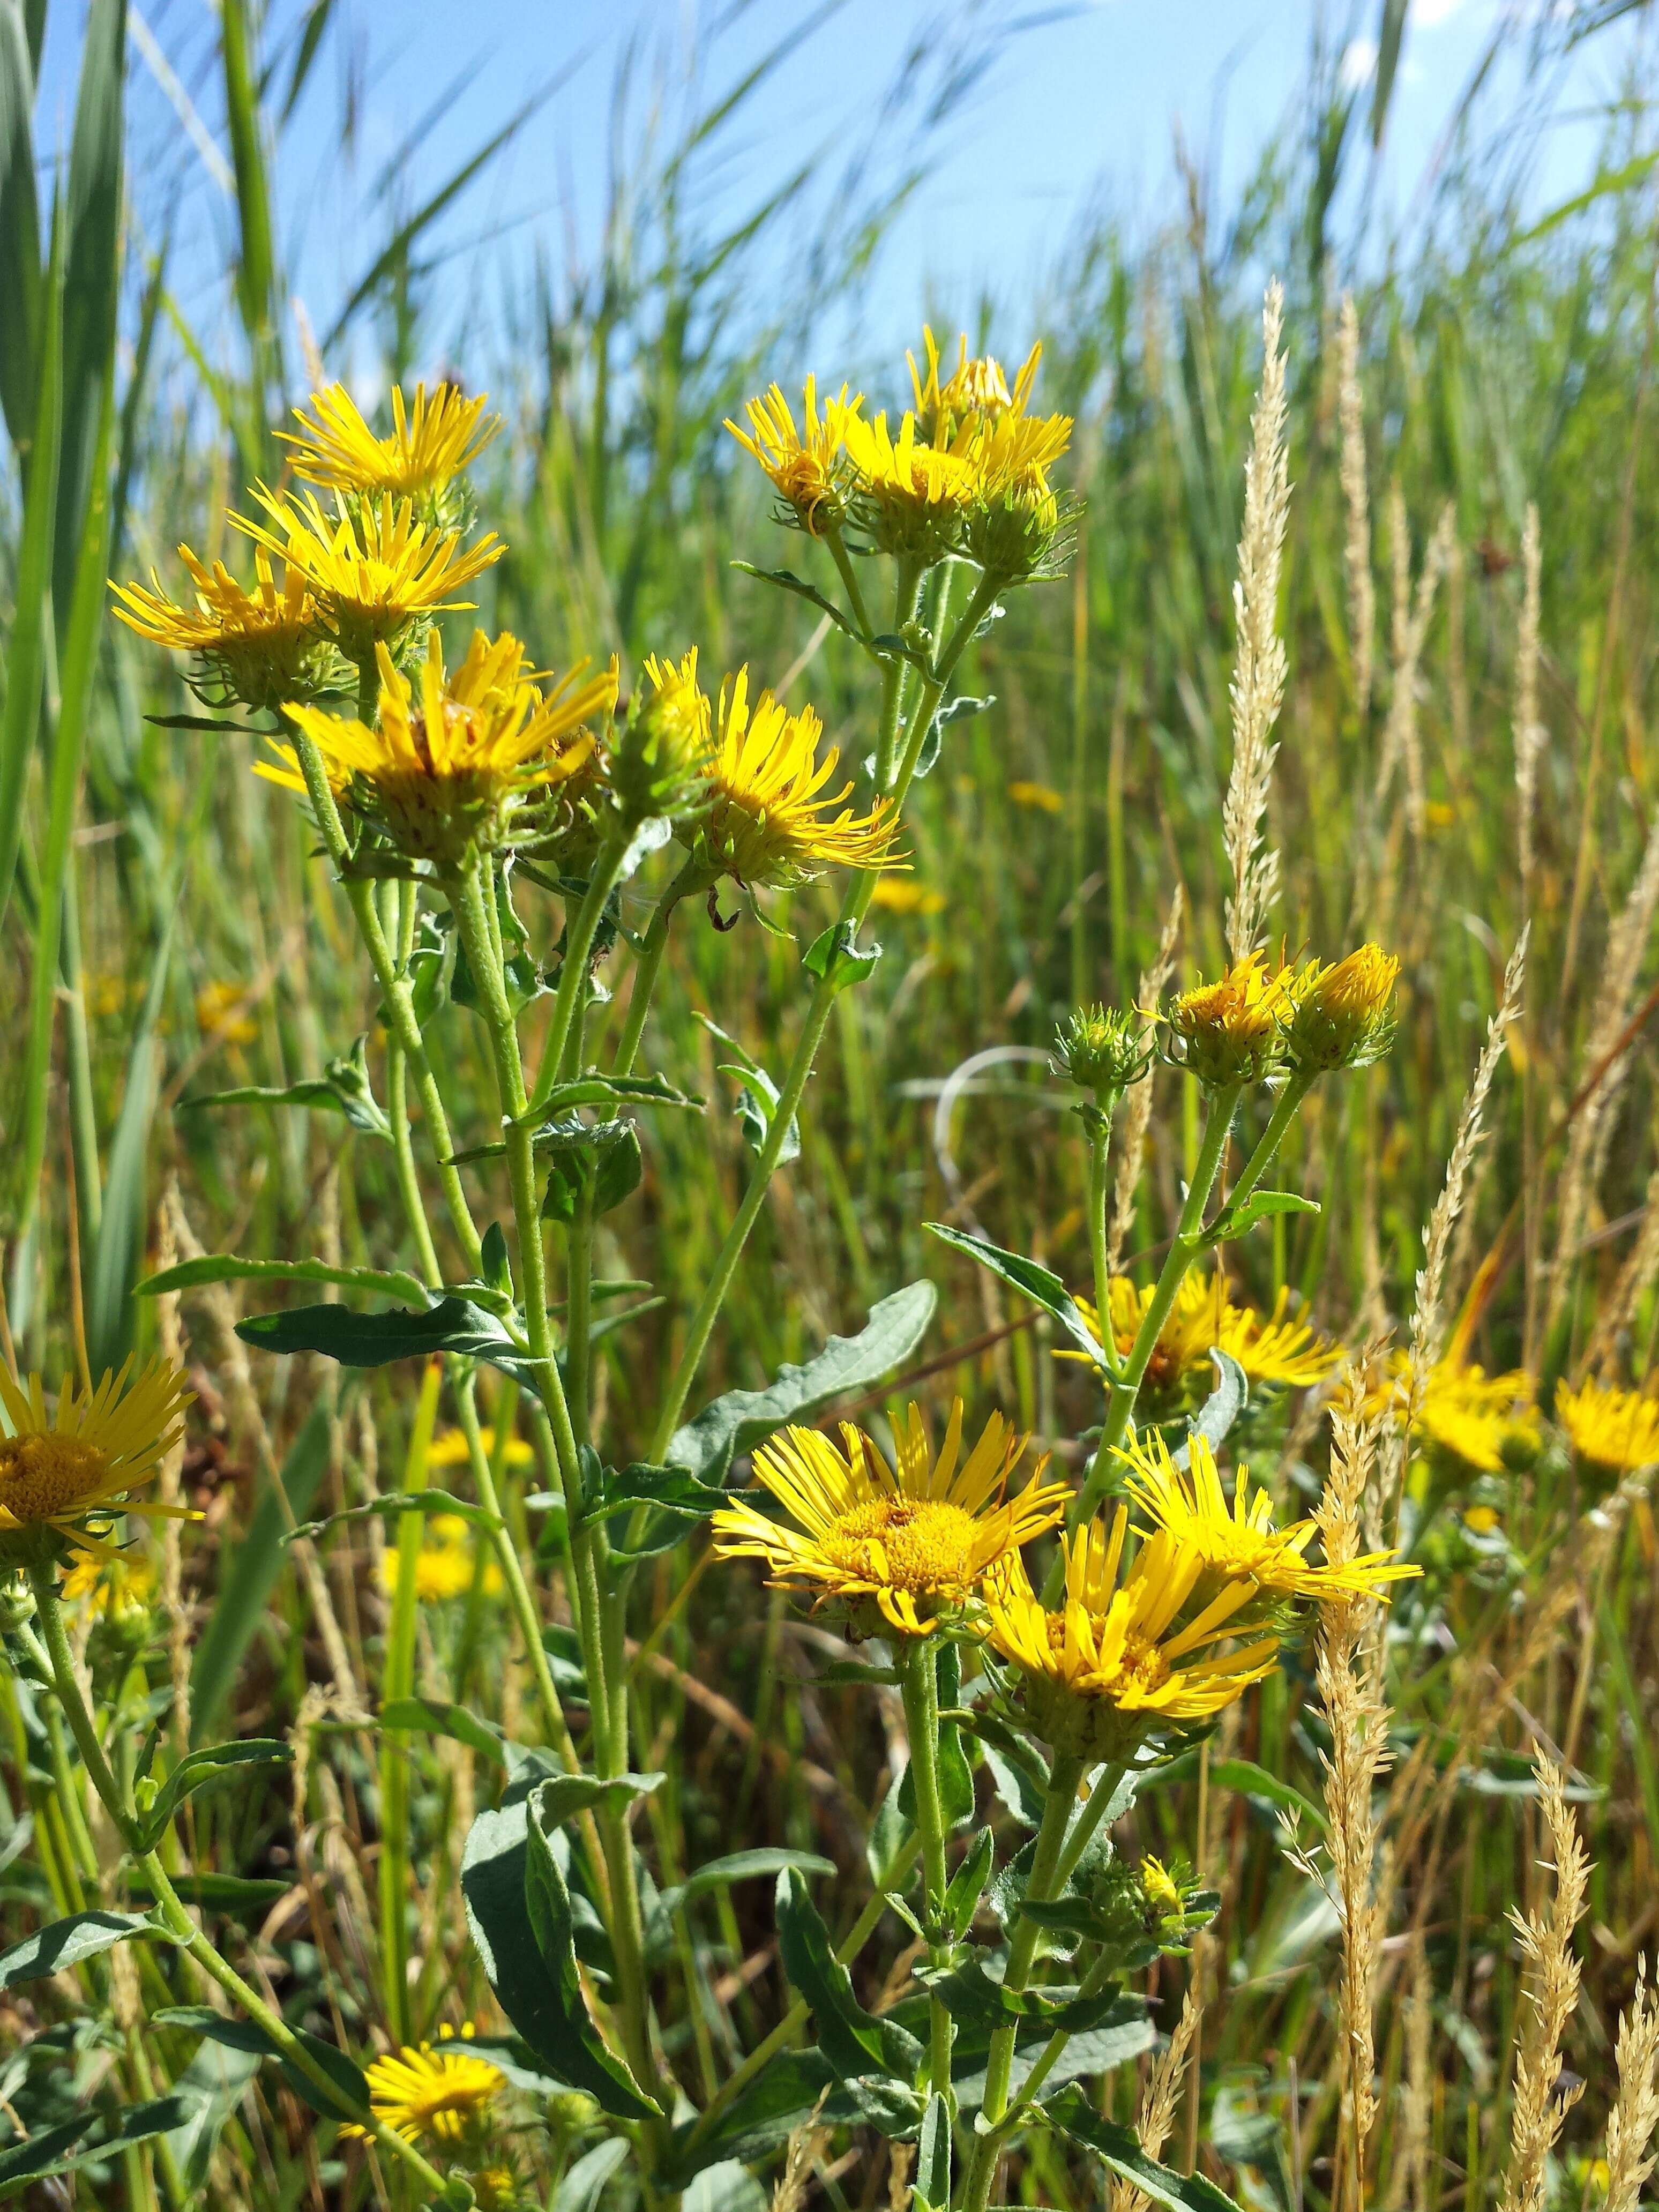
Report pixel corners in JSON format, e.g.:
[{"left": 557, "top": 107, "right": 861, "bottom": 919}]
[
  {"left": 280, "top": 381, "right": 500, "bottom": 498},
  {"left": 842, "top": 409, "right": 985, "bottom": 513},
  {"left": 1119, "top": 1430, "right": 1419, "bottom": 1602},
  {"left": 60, "top": 1550, "right": 157, "bottom": 1620},
  {"left": 265, "top": 628, "right": 612, "bottom": 863},
  {"left": 711, "top": 1399, "right": 1072, "bottom": 1636},
  {"left": 701, "top": 666, "right": 898, "bottom": 886},
  {"left": 724, "top": 378, "right": 862, "bottom": 534},
  {"left": 984, "top": 1508, "right": 1281, "bottom": 1734},
  {"left": 232, "top": 486, "right": 502, "bottom": 654},
  {"left": 0, "top": 1361, "right": 193, "bottom": 1555},
  {"left": 1367, "top": 1355, "right": 1539, "bottom": 1473},
  {"left": 345, "top": 2027, "right": 501, "bottom": 2147},
  {"left": 1165, "top": 952, "right": 1293, "bottom": 1086},
  {"left": 1555, "top": 1376, "right": 1659, "bottom": 1471},
  {"left": 1062, "top": 1274, "right": 1340, "bottom": 1394},
  {"left": 110, "top": 544, "right": 321, "bottom": 709},
  {"left": 908, "top": 327, "right": 1042, "bottom": 437}
]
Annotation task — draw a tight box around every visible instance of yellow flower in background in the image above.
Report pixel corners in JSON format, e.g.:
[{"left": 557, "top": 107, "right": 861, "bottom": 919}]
[
  {"left": 379, "top": 1515, "right": 502, "bottom": 1603},
  {"left": 195, "top": 980, "right": 259, "bottom": 1047},
  {"left": 711, "top": 1399, "right": 1071, "bottom": 1636},
  {"left": 1555, "top": 1376, "right": 1659, "bottom": 1471},
  {"left": 1370, "top": 1356, "right": 1539, "bottom": 1473},
  {"left": 908, "top": 327, "right": 1041, "bottom": 442},
  {"left": 346, "top": 2027, "right": 502, "bottom": 2147},
  {"left": 869, "top": 879, "right": 946, "bottom": 917},
  {"left": 60, "top": 1549, "right": 156, "bottom": 1620},
  {"left": 984, "top": 1507, "right": 1280, "bottom": 1757},
  {"left": 232, "top": 487, "right": 503, "bottom": 660},
  {"left": 1062, "top": 1273, "right": 1340, "bottom": 1395},
  {"left": 111, "top": 543, "right": 326, "bottom": 711},
  {"left": 264, "top": 629, "right": 611, "bottom": 865},
  {"left": 1119, "top": 1430, "right": 1420, "bottom": 1602},
  {"left": 1284, "top": 943, "right": 1399, "bottom": 1074},
  {"left": 1165, "top": 952, "right": 1293, "bottom": 1088},
  {"left": 699, "top": 668, "right": 898, "bottom": 886},
  {"left": 725, "top": 378, "right": 862, "bottom": 535},
  {"left": 427, "top": 1426, "right": 534, "bottom": 1471},
  {"left": 280, "top": 382, "right": 500, "bottom": 501},
  {"left": 0, "top": 1361, "right": 193, "bottom": 1558},
  {"left": 1008, "top": 780, "right": 1064, "bottom": 813}
]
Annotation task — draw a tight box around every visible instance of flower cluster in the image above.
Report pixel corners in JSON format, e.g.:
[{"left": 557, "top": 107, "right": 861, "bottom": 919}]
[
  {"left": 1060, "top": 1271, "right": 1341, "bottom": 1402},
  {"left": 1163, "top": 943, "right": 1398, "bottom": 1090}
]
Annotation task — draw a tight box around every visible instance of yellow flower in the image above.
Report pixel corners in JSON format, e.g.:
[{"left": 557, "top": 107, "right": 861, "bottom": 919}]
[
  {"left": 724, "top": 378, "right": 862, "bottom": 535},
  {"left": 1462, "top": 1504, "right": 1501, "bottom": 1535},
  {"left": 842, "top": 409, "right": 985, "bottom": 557},
  {"left": 711, "top": 1400, "right": 1071, "bottom": 1637},
  {"left": 1283, "top": 944, "right": 1399, "bottom": 1074},
  {"left": 232, "top": 486, "right": 503, "bottom": 662},
  {"left": 379, "top": 1514, "right": 502, "bottom": 1603},
  {"left": 59, "top": 1550, "right": 156, "bottom": 1620},
  {"left": 427, "top": 1426, "right": 534, "bottom": 1471},
  {"left": 698, "top": 667, "right": 898, "bottom": 887},
  {"left": 1140, "top": 1855, "right": 1183, "bottom": 1917},
  {"left": 1555, "top": 1376, "right": 1659, "bottom": 1471},
  {"left": 608, "top": 647, "right": 715, "bottom": 826},
  {"left": 1369, "top": 1356, "right": 1539, "bottom": 1473},
  {"left": 111, "top": 543, "right": 327, "bottom": 711},
  {"left": 265, "top": 628, "right": 611, "bottom": 866},
  {"left": 908, "top": 327, "right": 1041, "bottom": 442},
  {"left": 346, "top": 2027, "right": 502, "bottom": 2147},
  {"left": 1119, "top": 1430, "right": 1419, "bottom": 1602},
  {"left": 1008, "top": 781, "right": 1064, "bottom": 813},
  {"left": 984, "top": 1508, "right": 1280, "bottom": 1758},
  {"left": 869, "top": 879, "right": 945, "bottom": 917},
  {"left": 280, "top": 382, "right": 499, "bottom": 501},
  {"left": 1165, "top": 952, "right": 1293, "bottom": 1088},
  {"left": 195, "top": 980, "right": 259, "bottom": 1047},
  {"left": 0, "top": 1361, "right": 193, "bottom": 1559},
  {"left": 1062, "top": 1274, "right": 1340, "bottom": 1396}
]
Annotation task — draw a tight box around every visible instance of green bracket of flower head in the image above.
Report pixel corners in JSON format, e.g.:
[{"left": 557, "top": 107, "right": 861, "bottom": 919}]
[{"left": 803, "top": 920, "right": 881, "bottom": 994}]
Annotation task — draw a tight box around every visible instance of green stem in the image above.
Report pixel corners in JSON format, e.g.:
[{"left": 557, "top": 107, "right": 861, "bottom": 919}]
[
  {"left": 527, "top": 832, "right": 631, "bottom": 1114},
  {"left": 27, "top": 1567, "right": 448, "bottom": 2199},
  {"left": 1222, "top": 1069, "right": 1315, "bottom": 1223},
  {"left": 1059, "top": 1083, "right": 1243, "bottom": 1568},
  {"left": 379, "top": 1359, "right": 440, "bottom": 2046},
  {"left": 1052, "top": 1760, "right": 1127, "bottom": 1893},
  {"left": 567, "top": 1187, "right": 595, "bottom": 1448},
  {"left": 961, "top": 1752, "right": 1087, "bottom": 2212},
  {"left": 612, "top": 860, "right": 704, "bottom": 1078},
  {"left": 824, "top": 525, "right": 875, "bottom": 644},
  {"left": 899, "top": 1638, "right": 954, "bottom": 2105},
  {"left": 1084, "top": 1104, "right": 1125, "bottom": 1380}
]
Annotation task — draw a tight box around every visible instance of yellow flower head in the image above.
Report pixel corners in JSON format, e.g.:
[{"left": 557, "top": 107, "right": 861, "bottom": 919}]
[
  {"left": 346, "top": 2026, "right": 502, "bottom": 2147},
  {"left": 1284, "top": 944, "right": 1399, "bottom": 1075},
  {"left": 725, "top": 378, "right": 862, "bottom": 536},
  {"left": 60, "top": 1549, "right": 157, "bottom": 1621},
  {"left": 869, "top": 879, "right": 946, "bottom": 917},
  {"left": 280, "top": 381, "right": 500, "bottom": 504},
  {"left": 984, "top": 1507, "right": 1281, "bottom": 1759},
  {"left": 0, "top": 1361, "right": 193, "bottom": 1560},
  {"left": 427, "top": 1425, "right": 534, "bottom": 1471},
  {"left": 606, "top": 647, "right": 715, "bottom": 827},
  {"left": 232, "top": 486, "right": 503, "bottom": 662},
  {"left": 111, "top": 543, "right": 330, "bottom": 711},
  {"left": 907, "top": 327, "right": 1042, "bottom": 444},
  {"left": 1119, "top": 1430, "right": 1419, "bottom": 1603},
  {"left": 265, "top": 627, "right": 612, "bottom": 866},
  {"left": 1063, "top": 1274, "right": 1340, "bottom": 1397},
  {"left": 1008, "top": 781, "right": 1064, "bottom": 813},
  {"left": 379, "top": 1514, "right": 502, "bottom": 1603},
  {"left": 1555, "top": 1376, "right": 1659, "bottom": 1472},
  {"left": 698, "top": 667, "right": 898, "bottom": 887},
  {"left": 1369, "top": 1356, "right": 1540, "bottom": 1473},
  {"left": 711, "top": 1399, "right": 1071, "bottom": 1637},
  {"left": 1164, "top": 952, "right": 1293, "bottom": 1088},
  {"left": 1139, "top": 1855, "right": 1183, "bottom": 1917},
  {"left": 842, "top": 409, "right": 985, "bottom": 558}
]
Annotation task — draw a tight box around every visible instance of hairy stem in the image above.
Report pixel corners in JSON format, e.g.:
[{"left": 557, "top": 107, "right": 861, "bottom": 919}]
[{"left": 899, "top": 1638, "right": 954, "bottom": 2105}]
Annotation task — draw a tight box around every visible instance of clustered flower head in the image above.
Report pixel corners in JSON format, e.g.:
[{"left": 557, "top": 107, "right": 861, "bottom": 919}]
[
  {"left": 1054, "top": 1004, "right": 1154, "bottom": 1101},
  {"left": 1555, "top": 1375, "right": 1659, "bottom": 1473},
  {"left": 0, "top": 1359, "right": 194, "bottom": 1568},
  {"left": 280, "top": 380, "right": 500, "bottom": 527},
  {"left": 1163, "top": 941, "right": 1399, "bottom": 1090},
  {"left": 1060, "top": 1271, "right": 1341, "bottom": 1400},
  {"left": 1282, "top": 944, "right": 1400, "bottom": 1074},
  {"left": 346, "top": 2026, "right": 522, "bottom": 2205},
  {"left": 1370, "top": 1351, "right": 1541, "bottom": 1475}
]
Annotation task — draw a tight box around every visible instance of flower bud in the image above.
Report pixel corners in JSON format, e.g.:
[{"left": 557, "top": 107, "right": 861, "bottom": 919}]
[
  {"left": 1163, "top": 952, "right": 1292, "bottom": 1088},
  {"left": 1053, "top": 1004, "right": 1152, "bottom": 1100},
  {"left": 963, "top": 482, "right": 1072, "bottom": 587},
  {"left": 608, "top": 649, "right": 715, "bottom": 828},
  {"left": 1282, "top": 944, "right": 1399, "bottom": 1074}
]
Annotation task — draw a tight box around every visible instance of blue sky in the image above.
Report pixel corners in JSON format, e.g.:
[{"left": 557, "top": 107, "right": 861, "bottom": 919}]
[{"left": 34, "top": 0, "right": 1656, "bottom": 386}]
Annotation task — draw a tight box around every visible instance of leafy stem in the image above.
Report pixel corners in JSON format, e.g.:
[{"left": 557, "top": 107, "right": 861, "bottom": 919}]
[
  {"left": 527, "top": 830, "right": 632, "bottom": 1114},
  {"left": 899, "top": 1636, "right": 955, "bottom": 2106}
]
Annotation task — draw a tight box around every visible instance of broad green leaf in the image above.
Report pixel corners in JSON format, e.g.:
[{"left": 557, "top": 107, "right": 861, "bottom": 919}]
[
  {"left": 138, "top": 1255, "right": 430, "bottom": 1306},
  {"left": 288, "top": 1489, "right": 503, "bottom": 1545},
  {"left": 0, "top": 1908, "right": 175, "bottom": 1989},
  {"left": 153, "top": 2007, "right": 370, "bottom": 2122},
  {"left": 540, "top": 1119, "right": 643, "bottom": 1223},
  {"left": 532, "top": 1772, "right": 664, "bottom": 1828},
  {"left": 684, "top": 2159, "right": 767, "bottom": 2212},
  {"left": 555, "top": 2139, "right": 632, "bottom": 2212},
  {"left": 730, "top": 561, "right": 859, "bottom": 640},
  {"left": 236, "top": 1295, "right": 533, "bottom": 1379},
  {"left": 1172, "top": 1349, "right": 1250, "bottom": 1470},
  {"left": 943, "top": 1827, "right": 996, "bottom": 1942},
  {"left": 1202, "top": 1189, "right": 1319, "bottom": 1246},
  {"left": 162, "top": 2038, "right": 264, "bottom": 2194},
  {"left": 1155, "top": 1751, "right": 1326, "bottom": 1836},
  {"left": 924, "top": 1225, "right": 1103, "bottom": 1365},
  {"left": 774, "top": 1868, "right": 922, "bottom": 2092},
  {"left": 1047, "top": 2087, "right": 1250, "bottom": 2212},
  {"left": 125, "top": 1871, "right": 290, "bottom": 1914},
  {"left": 521, "top": 1071, "right": 704, "bottom": 1119},
  {"left": 136, "top": 1739, "right": 293, "bottom": 1851},
  {"left": 917, "top": 2091, "right": 951, "bottom": 2210},
  {"left": 0, "top": 2094, "right": 193, "bottom": 2194},
  {"left": 191, "top": 1402, "right": 332, "bottom": 1743},
  {"left": 377, "top": 1698, "right": 508, "bottom": 1769},
  {"left": 667, "top": 1281, "right": 936, "bottom": 1484},
  {"left": 600, "top": 1460, "right": 729, "bottom": 1559},
  {"left": 802, "top": 921, "right": 880, "bottom": 993},
  {"left": 657, "top": 1847, "right": 836, "bottom": 1917}
]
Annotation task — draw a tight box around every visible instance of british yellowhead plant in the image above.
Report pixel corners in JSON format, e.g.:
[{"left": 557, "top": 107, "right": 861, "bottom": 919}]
[{"left": 1, "top": 319, "right": 1428, "bottom": 2212}]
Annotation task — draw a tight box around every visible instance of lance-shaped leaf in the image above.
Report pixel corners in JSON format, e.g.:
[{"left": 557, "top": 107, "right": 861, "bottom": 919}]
[
  {"left": 667, "top": 1281, "right": 937, "bottom": 1484},
  {"left": 924, "top": 1224, "right": 1103, "bottom": 1365},
  {"left": 135, "top": 1739, "right": 293, "bottom": 1851},
  {"left": 138, "top": 1255, "right": 430, "bottom": 1307},
  {"left": 182, "top": 1035, "right": 391, "bottom": 1140},
  {"left": 152, "top": 2007, "right": 370, "bottom": 2122},
  {"left": 532, "top": 1771, "right": 665, "bottom": 1829},
  {"left": 287, "top": 1489, "right": 504, "bottom": 1546},
  {"left": 656, "top": 1848, "right": 836, "bottom": 1918},
  {"left": 0, "top": 2095, "right": 194, "bottom": 2193},
  {"left": 1172, "top": 1348, "right": 1250, "bottom": 1470},
  {"left": 774, "top": 1868, "right": 922, "bottom": 2090},
  {"left": 1046, "top": 2086, "right": 1251, "bottom": 2212},
  {"left": 0, "top": 1909, "right": 177, "bottom": 1989},
  {"left": 598, "top": 1460, "right": 731, "bottom": 1559},
  {"left": 236, "top": 1295, "right": 534, "bottom": 1379},
  {"left": 916, "top": 2093, "right": 951, "bottom": 2212},
  {"left": 1201, "top": 1188, "right": 1319, "bottom": 1248}
]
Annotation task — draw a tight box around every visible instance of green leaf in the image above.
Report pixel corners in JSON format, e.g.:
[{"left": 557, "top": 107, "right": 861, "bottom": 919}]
[
  {"left": 0, "top": 176, "right": 59, "bottom": 933},
  {"left": 525, "top": 1070, "right": 705, "bottom": 1118},
  {"left": 924, "top": 1225, "right": 1103, "bottom": 1365},
  {"left": 152, "top": 2008, "right": 370, "bottom": 2122},
  {"left": 0, "top": 2094, "right": 193, "bottom": 2196},
  {"left": 1154, "top": 1752, "right": 1327, "bottom": 1836},
  {"left": 378, "top": 1698, "right": 507, "bottom": 1769},
  {"left": 730, "top": 561, "right": 858, "bottom": 640},
  {"left": 802, "top": 921, "right": 881, "bottom": 993},
  {"left": 598, "top": 1460, "right": 729, "bottom": 1559},
  {"left": 667, "top": 1280, "right": 937, "bottom": 1484},
  {"left": 948, "top": 1998, "right": 1154, "bottom": 2113},
  {"left": 555, "top": 2139, "right": 632, "bottom": 2212},
  {"left": 124, "top": 1871, "right": 292, "bottom": 1914},
  {"left": 462, "top": 1799, "right": 660, "bottom": 2118},
  {"left": 657, "top": 1848, "right": 836, "bottom": 1917},
  {"left": 775, "top": 1867, "right": 923, "bottom": 2094},
  {"left": 1047, "top": 2087, "right": 1250, "bottom": 2212},
  {"left": 917, "top": 2091, "right": 951, "bottom": 2210},
  {"left": 0, "top": 1908, "right": 176, "bottom": 1989},
  {"left": 1370, "top": 0, "right": 1408, "bottom": 148},
  {"left": 958, "top": 1712, "right": 1050, "bottom": 1829},
  {"left": 288, "top": 1489, "right": 503, "bottom": 1545},
  {"left": 1202, "top": 1190, "right": 1319, "bottom": 1247},
  {"left": 86, "top": 908, "right": 171, "bottom": 1375},
  {"left": 190, "top": 1402, "right": 333, "bottom": 1743},
  {"left": 0, "top": 0, "right": 42, "bottom": 461},
  {"left": 138, "top": 1255, "right": 430, "bottom": 1306},
  {"left": 236, "top": 1295, "right": 533, "bottom": 1379},
  {"left": 865, "top": 1766, "right": 915, "bottom": 1892},
  {"left": 540, "top": 1119, "right": 643, "bottom": 1223},
  {"left": 136, "top": 1740, "right": 293, "bottom": 1851},
  {"left": 533, "top": 1772, "right": 665, "bottom": 1828},
  {"left": 182, "top": 1035, "right": 392, "bottom": 1140},
  {"left": 1172, "top": 1349, "right": 1250, "bottom": 1470},
  {"left": 944, "top": 1826, "right": 996, "bottom": 1942},
  {"left": 684, "top": 2159, "right": 767, "bottom": 2212},
  {"left": 162, "top": 2038, "right": 264, "bottom": 2194}
]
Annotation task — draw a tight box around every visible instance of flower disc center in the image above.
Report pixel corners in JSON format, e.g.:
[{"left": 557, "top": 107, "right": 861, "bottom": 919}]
[
  {"left": 0, "top": 1434, "right": 107, "bottom": 1523},
  {"left": 820, "top": 1495, "right": 981, "bottom": 1594}
]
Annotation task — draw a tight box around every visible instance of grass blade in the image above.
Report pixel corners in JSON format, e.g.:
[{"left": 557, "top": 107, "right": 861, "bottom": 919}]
[
  {"left": 86, "top": 910, "right": 173, "bottom": 1377},
  {"left": 0, "top": 0, "right": 41, "bottom": 460}
]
